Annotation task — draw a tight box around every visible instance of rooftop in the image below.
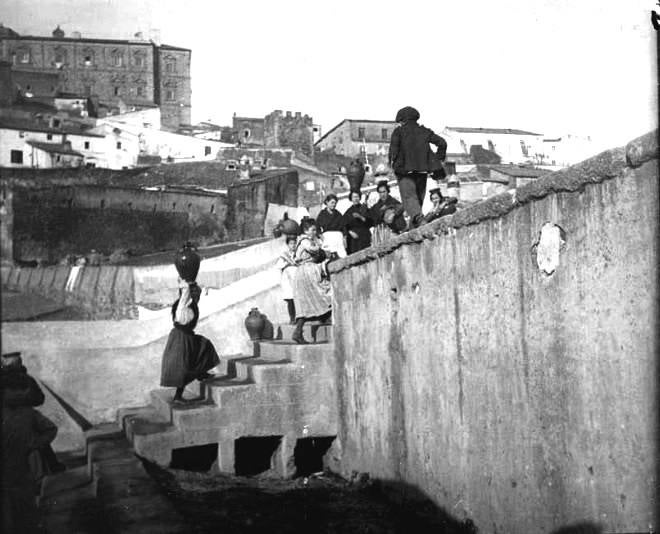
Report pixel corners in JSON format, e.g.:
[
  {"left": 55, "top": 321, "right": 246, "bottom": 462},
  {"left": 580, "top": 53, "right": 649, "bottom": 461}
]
[
  {"left": 0, "top": 117, "right": 104, "bottom": 137},
  {"left": 26, "top": 140, "right": 83, "bottom": 156},
  {"left": 445, "top": 126, "right": 543, "bottom": 136}
]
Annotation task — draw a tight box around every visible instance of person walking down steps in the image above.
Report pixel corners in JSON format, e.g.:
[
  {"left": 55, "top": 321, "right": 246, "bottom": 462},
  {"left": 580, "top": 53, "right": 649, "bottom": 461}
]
[
  {"left": 388, "top": 106, "right": 447, "bottom": 229},
  {"left": 161, "top": 244, "right": 220, "bottom": 404}
]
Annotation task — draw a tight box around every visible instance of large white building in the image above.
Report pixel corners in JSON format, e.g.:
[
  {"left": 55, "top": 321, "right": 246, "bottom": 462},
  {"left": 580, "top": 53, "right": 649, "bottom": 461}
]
[{"left": 441, "top": 126, "right": 544, "bottom": 165}]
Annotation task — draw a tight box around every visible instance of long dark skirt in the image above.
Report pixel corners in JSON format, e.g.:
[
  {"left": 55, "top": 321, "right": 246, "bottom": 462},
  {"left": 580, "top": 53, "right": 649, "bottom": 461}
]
[{"left": 160, "top": 327, "right": 220, "bottom": 388}]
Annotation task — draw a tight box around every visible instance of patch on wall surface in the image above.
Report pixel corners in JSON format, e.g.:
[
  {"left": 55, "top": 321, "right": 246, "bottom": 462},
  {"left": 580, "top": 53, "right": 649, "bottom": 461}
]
[{"left": 532, "top": 222, "right": 566, "bottom": 276}]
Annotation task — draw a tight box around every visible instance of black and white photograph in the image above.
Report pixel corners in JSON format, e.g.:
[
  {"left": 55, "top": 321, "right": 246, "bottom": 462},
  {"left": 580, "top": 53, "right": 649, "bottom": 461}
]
[{"left": 0, "top": 0, "right": 657, "bottom": 532}]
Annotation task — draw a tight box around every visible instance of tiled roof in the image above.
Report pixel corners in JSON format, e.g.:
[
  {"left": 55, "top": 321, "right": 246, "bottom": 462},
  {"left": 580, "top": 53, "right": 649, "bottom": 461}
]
[
  {"left": 26, "top": 140, "right": 83, "bottom": 156},
  {"left": 446, "top": 126, "right": 543, "bottom": 136}
]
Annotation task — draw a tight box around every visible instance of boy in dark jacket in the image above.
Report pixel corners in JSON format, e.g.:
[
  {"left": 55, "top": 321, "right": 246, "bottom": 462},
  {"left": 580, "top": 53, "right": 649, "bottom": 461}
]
[{"left": 388, "top": 106, "right": 447, "bottom": 228}]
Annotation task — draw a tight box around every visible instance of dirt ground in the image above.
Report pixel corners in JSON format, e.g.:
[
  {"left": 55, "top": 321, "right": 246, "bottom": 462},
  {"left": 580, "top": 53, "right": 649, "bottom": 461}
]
[{"left": 143, "top": 463, "right": 477, "bottom": 534}]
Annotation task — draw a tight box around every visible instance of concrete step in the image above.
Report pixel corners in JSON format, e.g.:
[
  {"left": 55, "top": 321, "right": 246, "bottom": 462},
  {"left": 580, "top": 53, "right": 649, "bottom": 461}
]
[
  {"left": 40, "top": 465, "right": 93, "bottom": 500},
  {"left": 233, "top": 357, "right": 300, "bottom": 383},
  {"left": 276, "top": 322, "right": 333, "bottom": 343},
  {"left": 256, "top": 339, "right": 333, "bottom": 362}
]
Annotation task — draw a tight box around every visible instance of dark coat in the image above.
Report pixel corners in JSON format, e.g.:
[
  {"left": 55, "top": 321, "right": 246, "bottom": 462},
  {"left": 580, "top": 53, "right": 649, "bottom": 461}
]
[
  {"left": 368, "top": 195, "right": 401, "bottom": 226},
  {"left": 316, "top": 208, "right": 345, "bottom": 233},
  {"left": 343, "top": 203, "right": 372, "bottom": 254},
  {"left": 389, "top": 121, "right": 447, "bottom": 174},
  {"left": 1, "top": 366, "right": 45, "bottom": 408}
]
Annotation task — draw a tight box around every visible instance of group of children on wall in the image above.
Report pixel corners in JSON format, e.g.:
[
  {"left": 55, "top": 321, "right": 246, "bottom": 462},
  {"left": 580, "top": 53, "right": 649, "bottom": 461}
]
[{"left": 276, "top": 177, "right": 458, "bottom": 344}]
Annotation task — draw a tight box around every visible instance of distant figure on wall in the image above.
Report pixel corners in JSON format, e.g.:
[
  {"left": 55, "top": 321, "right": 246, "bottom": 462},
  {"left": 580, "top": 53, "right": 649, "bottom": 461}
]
[
  {"left": 342, "top": 190, "right": 373, "bottom": 254},
  {"left": 423, "top": 188, "right": 458, "bottom": 224},
  {"left": 389, "top": 106, "right": 447, "bottom": 228},
  {"left": 161, "top": 244, "right": 220, "bottom": 404}
]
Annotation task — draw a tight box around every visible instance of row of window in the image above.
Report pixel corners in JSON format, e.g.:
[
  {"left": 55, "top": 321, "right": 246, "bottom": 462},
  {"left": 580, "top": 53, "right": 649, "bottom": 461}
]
[
  {"left": 12, "top": 49, "right": 176, "bottom": 72},
  {"left": 357, "top": 127, "right": 390, "bottom": 141},
  {"left": 80, "top": 85, "right": 175, "bottom": 100}
]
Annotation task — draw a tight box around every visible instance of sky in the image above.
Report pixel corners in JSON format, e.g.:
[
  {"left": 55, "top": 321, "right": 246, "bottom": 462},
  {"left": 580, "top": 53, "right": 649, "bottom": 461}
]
[{"left": 1, "top": 0, "right": 657, "bottom": 150}]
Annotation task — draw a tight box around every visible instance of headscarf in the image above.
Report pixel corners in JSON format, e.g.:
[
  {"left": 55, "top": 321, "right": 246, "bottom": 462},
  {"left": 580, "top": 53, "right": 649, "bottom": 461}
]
[{"left": 395, "top": 106, "right": 420, "bottom": 123}]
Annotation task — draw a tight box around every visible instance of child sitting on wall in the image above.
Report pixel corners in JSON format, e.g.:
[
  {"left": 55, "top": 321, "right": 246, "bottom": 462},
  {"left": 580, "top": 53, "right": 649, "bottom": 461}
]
[{"left": 275, "top": 236, "right": 299, "bottom": 324}]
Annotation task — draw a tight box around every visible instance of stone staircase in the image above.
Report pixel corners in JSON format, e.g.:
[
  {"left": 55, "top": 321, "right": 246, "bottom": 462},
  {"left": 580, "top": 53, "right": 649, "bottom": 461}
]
[
  {"left": 38, "top": 424, "right": 190, "bottom": 533},
  {"left": 119, "top": 322, "right": 338, "bottom": 477}
]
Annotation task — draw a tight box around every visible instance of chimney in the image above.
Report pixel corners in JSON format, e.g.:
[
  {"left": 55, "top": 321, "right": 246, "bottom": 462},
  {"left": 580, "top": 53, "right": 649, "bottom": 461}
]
[
  {"left": 71, "top": 31, "right": 81, "bottom": 39},
  {"left": 149, "top": 28, "right": 161, "bottom": 46}
]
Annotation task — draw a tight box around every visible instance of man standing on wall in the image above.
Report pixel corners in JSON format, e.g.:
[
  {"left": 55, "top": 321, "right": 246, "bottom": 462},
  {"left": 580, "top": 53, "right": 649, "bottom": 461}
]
[{"left": 388, "top": 106, "right": 447, "bottom": 229}]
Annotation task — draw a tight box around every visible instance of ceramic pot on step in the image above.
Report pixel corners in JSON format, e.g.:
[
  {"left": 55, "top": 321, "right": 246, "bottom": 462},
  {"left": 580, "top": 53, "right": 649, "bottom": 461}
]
[
  {"left": 174, "top": 242, "right": 201, "bottom": 283},
  {"left": 245, "top": 308, "right": 266, "bottom": 340}
]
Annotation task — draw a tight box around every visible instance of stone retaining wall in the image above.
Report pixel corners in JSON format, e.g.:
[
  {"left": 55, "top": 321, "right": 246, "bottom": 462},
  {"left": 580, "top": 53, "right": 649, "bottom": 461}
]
[{"left": 328, "top": 131, "right": 658, "bottom": 533}]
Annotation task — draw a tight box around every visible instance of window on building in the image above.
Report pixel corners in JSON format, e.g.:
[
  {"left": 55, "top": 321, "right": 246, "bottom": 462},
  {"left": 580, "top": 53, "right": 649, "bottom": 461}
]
[
  {"left": 136, "top": 86, "right": 145, "bottom": 97},
  {"left": 166, "top": 62, "right": 175, "bottom": 73},
  {"left": 113, "top": 54, "right": 123, "bottom": 67},
  {"left": 205, "top": 146, "right": 211, "bottom": 156},
  {"left": 135, "top": 55, "right": 144, "bottom": 67},
  {"left": 84, "top": 85, "right": 92, "bottom": 96},
  {"left": 10, "top": 150, "right": 23, "bottom": 164},
  {"left": 166, "top": 89, "right": 175, "bottom": 101},
  {"left": 116, "top": 141, "right": 122, "bottom": 149},
  {"left": 19, "top": 131, "right": 24, "bottom": 138},
  {"left": 52, "top": 119, "right": 61, "bottom": 127},
  {"left": 26, "top": 85, "right": 31, "bottom": 91},
  {"left": 358, "top": 127, "right": 365, "bottom": 139},
  {"left": 18, "top": 49, "right": 30, "bottom": 63},
  {"left": 114, "top": 86, "right": 120, "bottom": 96},
  {"left": 56, "top": 155, "right": 61, "bottom": 162},
  {"left": 47, "top": 134, "right": 53, "bottom": 140},
  {"left": 84, "top": 55, "right": 92, "bottom": 66},
  {"left": 381, "top": 128, "right": 388, "bottom": 140},
  {"left": 54, "top": 52, "right": 64, "bottom": 64},
  {"left": 84, "top": 141, "right": 90, "bottom": 149}
]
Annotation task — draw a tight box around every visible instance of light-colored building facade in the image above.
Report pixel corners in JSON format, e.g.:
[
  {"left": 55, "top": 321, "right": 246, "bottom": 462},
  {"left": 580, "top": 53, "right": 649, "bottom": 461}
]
[
  {"left": 441, "top": 127, "right": 544, "bottom": 165},
  {"left": 540, "top": 134, "right": 595, "bottom": 167},
  {"left": 315, "top": 119, "right": 397, "bottom": 159},
  {"left": 0, "top": 25, "right": 191, "bottom": 130}
]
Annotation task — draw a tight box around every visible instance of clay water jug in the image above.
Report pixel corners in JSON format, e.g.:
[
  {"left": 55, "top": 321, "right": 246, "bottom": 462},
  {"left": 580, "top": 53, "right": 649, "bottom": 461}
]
[
  {"left": 174, "top": 242, "right": 201, "bottom": 283},
  {"left": 245, "top": 308, "right": 266, "bottom": 340},
  {"left": 346, "top": 159, "right": 365, "bottom": 192},
  {"left": 280, "top": 213, "right": 299, "bottom": 236}
]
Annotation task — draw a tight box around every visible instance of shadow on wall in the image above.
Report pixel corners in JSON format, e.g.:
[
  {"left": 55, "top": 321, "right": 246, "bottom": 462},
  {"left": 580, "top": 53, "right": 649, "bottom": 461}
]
[
  {"left": 551, "top": 523, "right": 603, "bottom": 534},
  {"left": 370, "top": 478, "right": 478, "bottom": 534}
]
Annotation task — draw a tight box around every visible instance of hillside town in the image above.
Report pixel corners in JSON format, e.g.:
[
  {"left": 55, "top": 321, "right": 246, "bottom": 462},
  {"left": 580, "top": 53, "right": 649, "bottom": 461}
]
[
  {"left": 1, "top": 16, "right": 656, "bottom": 534},
  {"left": 0, "top": 23, "right": 599, "bottom": 268}
]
